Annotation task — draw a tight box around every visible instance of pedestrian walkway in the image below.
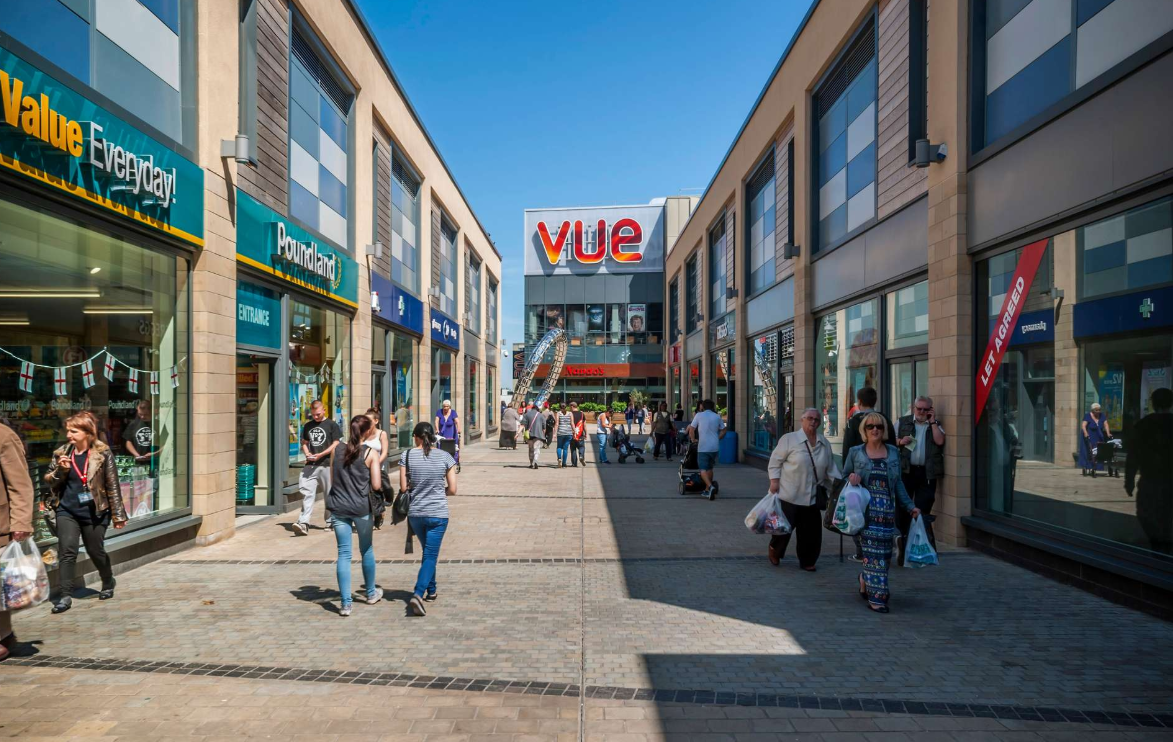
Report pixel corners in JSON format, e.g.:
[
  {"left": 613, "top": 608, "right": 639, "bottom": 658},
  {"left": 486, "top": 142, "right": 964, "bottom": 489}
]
[{"left": 3, "top": 436, "right": 1172, "bottom": 741}]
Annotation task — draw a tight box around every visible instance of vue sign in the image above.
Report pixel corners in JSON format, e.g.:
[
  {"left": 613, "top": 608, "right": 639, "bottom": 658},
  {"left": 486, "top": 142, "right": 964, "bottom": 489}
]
[{"left": 537, "top": 218, "right": 644, "bottom": 265}]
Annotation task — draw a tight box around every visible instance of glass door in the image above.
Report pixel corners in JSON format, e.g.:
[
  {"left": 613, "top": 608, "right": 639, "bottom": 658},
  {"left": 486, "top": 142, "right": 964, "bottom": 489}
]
[
  {"left": 888, "top": 357, "right": 928, "bottom": 420},
  {"left": 236, "top": 353, "right": 275, "bottom": 510}
]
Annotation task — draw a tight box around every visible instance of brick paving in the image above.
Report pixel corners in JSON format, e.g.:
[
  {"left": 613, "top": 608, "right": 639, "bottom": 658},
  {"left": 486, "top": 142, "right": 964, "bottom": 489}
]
[{"left": 2, "top": 436, "right": 1173, "bottom": 741}]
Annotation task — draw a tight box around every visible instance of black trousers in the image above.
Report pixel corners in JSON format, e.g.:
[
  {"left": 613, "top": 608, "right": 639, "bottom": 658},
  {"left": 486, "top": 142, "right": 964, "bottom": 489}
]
[
  {"left": 57, "top": 511, "right": 114, "bottom": 597},
  {"left": 571, "top": 438, "right": 583, "bottom": 466},
  {"left": 653, "top": 433, "right": 672, "bottom": 458},
  {"left": 769, "top": 501, "right": 823, "bottom": 568}
]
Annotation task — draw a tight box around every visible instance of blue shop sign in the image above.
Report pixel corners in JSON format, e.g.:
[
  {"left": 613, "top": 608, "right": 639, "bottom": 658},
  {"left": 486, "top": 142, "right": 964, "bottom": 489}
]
[
  {"left": 237, "top": 282, "right": 281, "bottom": 350},
  {"left": 1073, "top": 286, "right": 1173, "bottom": 339},
  {"left": 371, "top": 272, "right": 424, "bottom": 336},
  {"left": 989, "top": 308, "right": 1054, "bottom": 347},
  {"left": 430, "top": 308, "right": 460, "bottom": 350}
]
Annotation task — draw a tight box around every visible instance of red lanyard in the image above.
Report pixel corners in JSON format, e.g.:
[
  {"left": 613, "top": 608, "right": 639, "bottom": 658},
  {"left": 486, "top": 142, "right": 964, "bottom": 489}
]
[{"left": 71, "top": 450, "right": 90, "bottom": 489}]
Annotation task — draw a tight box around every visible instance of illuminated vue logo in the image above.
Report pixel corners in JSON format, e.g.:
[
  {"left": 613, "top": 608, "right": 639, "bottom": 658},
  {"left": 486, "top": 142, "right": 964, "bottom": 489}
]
[
  {"left": 273, "top": 222, "right": 340, "bottom": 288},
  {"left": 537, "top": 218, "right": 644, "bottom": 265}
]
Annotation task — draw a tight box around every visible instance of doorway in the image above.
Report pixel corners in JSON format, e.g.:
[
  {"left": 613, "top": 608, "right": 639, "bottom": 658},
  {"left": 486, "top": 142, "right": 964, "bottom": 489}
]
[
  {"left": 888, "top": 357, "right": 928, "bottom": 421},
  {"left": 236, "top": 353, "right": 277, "bottom": 511}
]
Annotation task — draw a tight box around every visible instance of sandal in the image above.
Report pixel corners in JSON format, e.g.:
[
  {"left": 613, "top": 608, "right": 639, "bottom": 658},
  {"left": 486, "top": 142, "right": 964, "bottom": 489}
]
[{"left": 858, "top": 575, "right": 867, "bottom": 600}]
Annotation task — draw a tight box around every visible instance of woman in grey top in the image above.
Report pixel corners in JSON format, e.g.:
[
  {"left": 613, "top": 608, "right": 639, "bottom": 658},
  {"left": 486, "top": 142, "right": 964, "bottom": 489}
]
[
  {"left": 499, "top": 403, "right": 520, "bottom": 449},
  {"left": 399, "top": 422, "right": 457, "bottom": 616},
  {"left": 328, "top": 415, "right": 383, "bottom": 617}
]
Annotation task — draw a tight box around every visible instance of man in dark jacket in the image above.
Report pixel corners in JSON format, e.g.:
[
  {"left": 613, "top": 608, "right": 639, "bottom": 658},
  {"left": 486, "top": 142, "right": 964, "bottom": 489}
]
[
  {"left": 841, "top": 387, "right": 896, "bottom": 562},
  {"left": 895, "top": 395, "right": 946, "bottom": 565},
  {"left": 1127, "top": 387, "right": 1173, "bottom": 554},
  {"left": 569, "top": 402, "right": 586, "bottom": 467}
]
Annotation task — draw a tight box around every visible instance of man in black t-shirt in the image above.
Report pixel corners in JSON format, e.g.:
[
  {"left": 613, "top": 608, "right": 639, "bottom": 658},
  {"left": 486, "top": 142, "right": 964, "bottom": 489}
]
[
  {"left": 292, "top": 400, "right": 342, "bottom": 535},
  {"left": 125, "top": 400, "right": 159, "bottom": 483}
]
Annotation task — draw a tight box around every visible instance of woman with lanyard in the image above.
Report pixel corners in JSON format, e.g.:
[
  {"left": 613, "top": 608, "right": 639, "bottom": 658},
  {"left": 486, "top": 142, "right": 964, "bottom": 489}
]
[
  {"left": 435, "top": 399, "right": 461, "bottom": 473},
  {"left": 45, "top": 412, "right": 127, "bottom": 614}
]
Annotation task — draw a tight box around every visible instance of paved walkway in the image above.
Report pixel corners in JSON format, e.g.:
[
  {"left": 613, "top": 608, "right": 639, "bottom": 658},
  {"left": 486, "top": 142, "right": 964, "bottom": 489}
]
[{"left": 2, "top": 436, "right": 1172, "bottom": 741}]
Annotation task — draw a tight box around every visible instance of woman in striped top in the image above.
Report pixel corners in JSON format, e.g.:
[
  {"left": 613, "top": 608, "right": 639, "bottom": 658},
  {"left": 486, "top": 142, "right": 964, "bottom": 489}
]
[
  {"left": 399, "top": 422, "right": 457, "bottom": 617},
  {"left": 555, "top": 406, "right": 575, "bottom": 468}
]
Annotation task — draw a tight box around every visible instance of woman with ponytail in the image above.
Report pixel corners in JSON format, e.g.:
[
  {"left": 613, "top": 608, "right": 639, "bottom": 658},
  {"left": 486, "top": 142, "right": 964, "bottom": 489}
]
[
  {"left": 327, "top": 414, "right": 383, "bottom": 617},
  {"left": 399, "top": 421, "right": 457, "bottom": 616}
]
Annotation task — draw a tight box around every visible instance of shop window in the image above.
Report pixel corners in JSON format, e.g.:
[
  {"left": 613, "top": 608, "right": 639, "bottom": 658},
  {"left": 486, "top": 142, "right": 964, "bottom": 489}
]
[
  {"left": 751, "top": 332, "right": 780, "bottom": 453},
  {"left": 907, "top": 0, "right": 928, "bottom": 162},
  {"left": 688, "top": 359, "right": 702, "bottom": 410},
  {"left": 390, "top": 332, "right": 416, "bottom": 450},
  {"left": 974, "top": 0, "right": 1173, "bottom": 149},
  {"left": 669, "top": 277, "right": 681, "bottom": 343},
  {"left": 886, "top": 280, "right": 929, "bottom": 350},
  {"left": 815, "top": 298, "right": 879, "bottom": 459},
  {"left": 287, "top": 301, "right": 350, "bottom": 486},
  {"left": 439, "top": 219, "right": 458, "bottom": 317},
  {"left": 525, "top": 304, "right": 547, "bottom": 343},
  {"left": 713, "top": 351, "right": 735, "bottom": 428},
  {"left": 1079, "top": 197, "right": 1172, "bottom": 300},
  {"left": 607, "top": 304, "right": 627, "bottom": 344},
  {"left": 487, "top": 278, "right": 498, "bottom": 345},
  {"left": 467, "top": 255, "right": 482, "bottom": 334},
  {"left": 645, "top": 303, "right": 664, "bottom": 342},
  {"left": 686, "top": 255, "right": 700, "bottom": 334},
  {"left": 431, "top": 346, "right": 453, "bottom": 419},
  {"left": 815, "top": 17, "right": 876, "bottom": 251},
  {"left": 709, "top": 218, "right": 727, "bottom": 320},
  {"left": 0, "top": 198, "right": 190, "bottom": 532},
  {"left": 288, "top": 29, "right": 353, "bottom": 248},
  {"left": 468, "top": 359, "right": 478, "bottom": 430},
  {"left": 390, "top": 156, "right": 421, "bottom": 293},
  {"left": 486, "top": 366, "right": 495, "bottom": 428},
  {"left": 747, "top": 153, "right": 777, "bottom": 294}
]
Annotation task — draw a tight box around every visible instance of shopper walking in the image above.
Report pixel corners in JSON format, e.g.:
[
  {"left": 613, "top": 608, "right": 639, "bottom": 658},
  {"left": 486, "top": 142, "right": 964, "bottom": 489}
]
[
  {"left": 555, "top": 406, "right": 574, "bottom": 468},
  {"left": 687, "top": 400, "right": 726, "bottom": 499},
  {"left": 525, "top": 403, "right": 547, "bottom": 469},
  {"left": 652, "top": 402, "right": 673, "bottom": 460},
  {"left": 1079, "top": 402, "right": 1111, "bottom": 476},
  {"left": 636, "top": 404, "right": 647, "bottom": 435},
  {"left": 1127, "top": 388, "right": 1173, "bottom": 553},
  {"left": 840, "top": 387, "right": 895, "bottom": 561},
  {"left": 500, "top": 403, "right": 521, "bottom": 449},
  {"left": 327, "top": 415, "right": 384, "bottom": 617},
  {"left": 45, "top": 412, "right": 127, "bottom": 614},
  {"left": 364, "top": 408, "right": 391, "bottom": 468},
  {"left": 569, "top": 402, "right": 586, "bottom": 467},
  {"left": 766, "top": 408, "right": 839, "bottom": 570},
  {"left": 596, "top": 408, "right": 613, "bottom": 464},
  {"left": 843, "top": 412, "right": 921, "bottom": 613},
  {"left": 435, "top": 400, "right": 461, "bottom": 472},
  {"left": 624, "top": 402, "right": 635, "bottom": 431},
  {"left": 0, "top": 421, "right": 34, "bottom": 659},
  {"left": 400, "top": 422, "right": 457, "bottom": 616},
  {"left": 895, "top": 396, "right": 945, "bottom": 565},
  {"left": 293, "top": 400, "right": 342, "bottom": 536}
]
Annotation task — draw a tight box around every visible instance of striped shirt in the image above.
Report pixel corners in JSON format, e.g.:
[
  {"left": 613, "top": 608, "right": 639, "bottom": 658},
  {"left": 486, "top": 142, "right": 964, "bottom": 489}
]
[
  {"left": 556, "top": 412, "right": 574, "bottom": 436},
  {"left": 399, "top": 447, "right": 455, "bottom": 518}
]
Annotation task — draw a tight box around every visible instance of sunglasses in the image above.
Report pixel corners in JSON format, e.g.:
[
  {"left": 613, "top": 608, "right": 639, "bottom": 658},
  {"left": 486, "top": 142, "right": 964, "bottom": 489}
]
[{"left": 865, "top": 424, "right": 885, "bottom": 431}]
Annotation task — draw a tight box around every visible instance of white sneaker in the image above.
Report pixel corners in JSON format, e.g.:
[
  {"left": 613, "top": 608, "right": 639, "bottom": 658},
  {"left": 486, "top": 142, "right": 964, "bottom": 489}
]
[
  {"left": 361, "top": 588, "right": 384, "bottom": 605},
  {"left": 408, "top": 595, "right": 427, "bottom": 616},
  {"left": 339, "top": 605, "right": 352, "bottom": 617},
  {"left": 292, "top": 522, "right": 308, "bottom": 536}
]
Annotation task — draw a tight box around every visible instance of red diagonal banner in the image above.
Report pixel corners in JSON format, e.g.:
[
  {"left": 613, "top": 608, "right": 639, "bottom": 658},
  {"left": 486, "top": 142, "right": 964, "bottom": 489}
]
[{"left": 975, "top": 238, "right": 1049, "bottom": 423}]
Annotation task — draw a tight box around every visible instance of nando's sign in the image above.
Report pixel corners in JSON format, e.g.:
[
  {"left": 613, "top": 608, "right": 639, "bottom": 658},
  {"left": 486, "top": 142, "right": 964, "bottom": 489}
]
[{"left": 524, "top": 204, "right": 665, "bottom": 276}]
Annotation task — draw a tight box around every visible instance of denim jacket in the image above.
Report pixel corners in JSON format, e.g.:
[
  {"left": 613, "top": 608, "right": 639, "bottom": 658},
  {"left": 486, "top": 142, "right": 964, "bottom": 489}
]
[{"left": 841, "top": 444, "right": 916, "bottom": 513}]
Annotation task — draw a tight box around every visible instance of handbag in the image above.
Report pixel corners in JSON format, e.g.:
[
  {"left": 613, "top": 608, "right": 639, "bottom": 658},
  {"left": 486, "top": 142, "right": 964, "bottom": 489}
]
[
  {"left": 803, "top": 440, "right": 830, "bottom": 510},
  {"left": 391, "top": 449, "right": 412, "bottom": 526}
]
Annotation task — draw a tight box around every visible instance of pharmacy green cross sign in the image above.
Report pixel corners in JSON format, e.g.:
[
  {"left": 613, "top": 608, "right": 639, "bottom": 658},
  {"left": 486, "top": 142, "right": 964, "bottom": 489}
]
[{"left": 1140, "top": 298, "right": 1155, "bottom": 319}]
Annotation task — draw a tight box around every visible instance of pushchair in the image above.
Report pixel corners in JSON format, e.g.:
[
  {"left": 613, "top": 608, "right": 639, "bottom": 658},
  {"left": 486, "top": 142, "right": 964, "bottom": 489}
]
[
  {"left": 437, "top": 436, "right": 460, "bottom": 472},
  {"left": 677, "top": 434, "right": 718, "bottom": 500},
  {"left": 1090, "top": 438, "right": 1122, "bottom": 478},
  {"left": 612, "top": 424, "right": 644, "bottom": 464}
]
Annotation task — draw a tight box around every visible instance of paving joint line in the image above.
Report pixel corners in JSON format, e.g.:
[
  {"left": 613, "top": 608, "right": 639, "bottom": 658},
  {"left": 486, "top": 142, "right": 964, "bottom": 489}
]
[{"left": 5, "top": 654, "right": 1169, "bottom": 727}]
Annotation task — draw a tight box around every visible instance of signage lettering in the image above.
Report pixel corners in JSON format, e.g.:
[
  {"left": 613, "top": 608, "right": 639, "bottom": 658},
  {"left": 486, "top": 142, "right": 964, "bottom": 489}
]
[
  {"left": 1020, "top": 320, "right": 1046, "bottom": 334},
  {"left": 564, "top": 366, "right": 605, "bottom": 377},
  {"left": 238, "top": 304, "right": 270, "bottom": 327},
  {"left": 1, "top": 72, "right": 83, "bottom": 155},
  {"left": 86, "top": 122, "right": 176, "bottom": 208},
  {"left": 274, "top": 221, "right": 337, "bottom": 284},
  {"left": 537, "top": 217, "right": 645, "bottom": 266}
]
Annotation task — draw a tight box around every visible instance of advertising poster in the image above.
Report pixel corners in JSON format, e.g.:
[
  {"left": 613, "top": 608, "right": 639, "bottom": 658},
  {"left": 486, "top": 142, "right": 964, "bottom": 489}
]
[
  {"left": 588, "top": 304, "right": 605, "bottom": 331},
  {"left": 627, "top": 304, "right": 647, "bottom": 333},
  {"left": 1140, "top": 362, "right": 1171, "bottom": 415},
  {"left": 1097, "top": 363, "right": 1125, "bottom": 431},
  {"left": 544, "top": 304, "right": 564, "bottom": 330}
]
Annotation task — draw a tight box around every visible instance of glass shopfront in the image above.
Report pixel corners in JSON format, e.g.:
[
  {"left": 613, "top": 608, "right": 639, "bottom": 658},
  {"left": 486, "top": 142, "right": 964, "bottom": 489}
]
[
  {"left": 976, "top": 195, "right": 1173, "bottom": 560},
  {"left": 749, "top": 325, "right": 795, "bottom": 455},
  {"left": 432, "top": 346, "right": 454, "bottom": 417},
  {"left": 816, "top": 298, "right": 880, "bottom": 456},
  {"left": 713, "top": 350, "right": 735, "bottom": 426},
  {"left": 286, "top": 301, "right": 350, "bottom": 486},
  {"left": 486, "top": 366, "right": 496, "bottom": 429},
  {"left": 467, "top": 359, "right": 479, "bottom": 432},
  {"left": 0, "top": 196, "right": 190, "bottom": 537},
  {"left": 371, "top": 326, "right": 418, "bottom": 453},
  {"left": 688, "top": 359, "right": 701, "bottom": 410}
]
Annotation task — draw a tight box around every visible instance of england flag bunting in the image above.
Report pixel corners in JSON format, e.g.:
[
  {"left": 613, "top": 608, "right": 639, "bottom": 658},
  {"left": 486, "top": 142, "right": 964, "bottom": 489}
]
[
  {"left": 150, "top": 371, "right": 159, "bottom": 396},
  {"left": 18, "top": 361, "right": 34, "bottom": 393},
  {"left": 103, "top": 352, "right": 116, "bottom": 381},
  {"left": 80, "top": 359, "right": 97, "bottom": 389},
  {"left": 128, "top": 368, "right": 139, "bottom": 394},
  {"left": 54, "top": 368, "right": 67, "bottom": 396},
  {"left": 170, "top": 366, "right": 180, "bottom": 388}
]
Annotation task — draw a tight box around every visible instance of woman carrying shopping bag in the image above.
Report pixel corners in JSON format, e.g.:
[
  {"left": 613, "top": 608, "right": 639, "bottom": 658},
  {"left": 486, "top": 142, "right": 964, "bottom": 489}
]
[
  {"left": 0, "top": 421, "right": 35, "bottom": 659},
  {"left": 843, "top": 412, "right": 921, "bottom": 613},
  {"left": 328, "top": 415, "right": 384, "bottom": 616},
  {"left": 766, "top": 408, "right": 840, "bottom": 571},
  {"left": 399, "top": 422, "right": 457, "bottom": 617},
  {"left": 45, "top": 412, "right": 127, "bottom": 615}
]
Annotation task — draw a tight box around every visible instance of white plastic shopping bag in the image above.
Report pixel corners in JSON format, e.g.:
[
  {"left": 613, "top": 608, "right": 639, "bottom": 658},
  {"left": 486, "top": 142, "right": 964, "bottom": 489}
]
[
  {"left": 831, "top": 484, "right": 871, "bottom": 535},
  {"left": 0, "top": 537, "right": 50, "bottom": 611},
  {"left": 643, "top": 437, "right": 655, "bottom": 454},
  {"left": 745, "top": 492, "right": 792, "bottom": 535},
  {"left": 904, "top": 516, "right": 939, "bottom": 568}
]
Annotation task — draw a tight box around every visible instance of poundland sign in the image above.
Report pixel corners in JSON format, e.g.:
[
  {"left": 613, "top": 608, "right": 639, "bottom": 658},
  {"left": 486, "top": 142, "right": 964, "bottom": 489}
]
[
  {"left": 274, "top": 222, "right": 337, "bottom": 285},
  {"left": 0, "top": 46, "right": 203, "bottom": 245}
]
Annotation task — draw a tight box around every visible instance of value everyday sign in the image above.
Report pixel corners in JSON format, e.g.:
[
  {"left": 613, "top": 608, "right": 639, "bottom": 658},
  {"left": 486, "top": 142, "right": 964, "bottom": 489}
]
[
  {"left": 0, "top": 45, "right": 203, "bottom": 245},
  {"left": 235, "top": 189, "right": 358, "bottom": 308}
]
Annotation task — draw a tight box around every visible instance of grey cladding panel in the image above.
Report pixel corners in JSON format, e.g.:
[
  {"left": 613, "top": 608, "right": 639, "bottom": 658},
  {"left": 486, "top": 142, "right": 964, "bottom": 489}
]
[
  {"left": 812, "top": 238, "right": 866, "bottom": 309},
  {"left": 606, "top": 274, "right": 632, "bottom": 303},
  {"left": 94, "top": 35, "right": 181, "bottom": 142},
  {"left": 645, "top": 272, "right": 665, "bottom": 302},
  {"left": 564, "top": 276, "right": 587, "bottom": 304},
  {"left": 525, "top": 276, "right": 546, "bottom": 304},
  {"left": 970, "top": 51, "right": 1173, "bottom": 248}
]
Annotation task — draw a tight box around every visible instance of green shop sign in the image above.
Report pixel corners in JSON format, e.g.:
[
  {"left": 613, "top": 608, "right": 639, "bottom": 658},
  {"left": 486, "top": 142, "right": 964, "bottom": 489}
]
[
  {"left": 0, "top": 45, "right": 203, "bottom": 246},
  {"left": 235, "top": 188, "right": 358, "bottom": 308}
]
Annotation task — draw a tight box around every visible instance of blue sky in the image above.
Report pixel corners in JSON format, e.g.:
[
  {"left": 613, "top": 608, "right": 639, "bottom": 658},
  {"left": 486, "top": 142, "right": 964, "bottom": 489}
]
[{"left": 357, "top": 0, "right": 816, "bottom": 383}]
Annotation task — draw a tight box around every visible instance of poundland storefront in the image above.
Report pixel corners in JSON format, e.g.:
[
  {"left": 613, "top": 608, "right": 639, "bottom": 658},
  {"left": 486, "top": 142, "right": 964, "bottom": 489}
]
[{"left": 0, "top": 45, "right": 204, "bottom": 553}]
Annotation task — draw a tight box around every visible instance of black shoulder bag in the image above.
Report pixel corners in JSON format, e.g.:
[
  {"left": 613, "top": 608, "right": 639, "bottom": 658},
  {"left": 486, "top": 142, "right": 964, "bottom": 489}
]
[
  {"left": 392, "top": 449, "right": 412, "bottom": 526},
  {"left": 804, "top": 439, "right": 844, "bottom": 512}
]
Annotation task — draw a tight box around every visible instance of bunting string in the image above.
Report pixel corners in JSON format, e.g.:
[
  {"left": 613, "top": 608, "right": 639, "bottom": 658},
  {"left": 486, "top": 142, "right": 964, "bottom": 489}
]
[{"left": 1, "top": 346, "right": 188, "bottom": 396}]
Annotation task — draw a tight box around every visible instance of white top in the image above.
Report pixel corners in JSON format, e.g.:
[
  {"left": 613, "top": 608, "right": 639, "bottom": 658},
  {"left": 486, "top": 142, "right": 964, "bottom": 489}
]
[
  {"left": 767, "top": 431, "right": 841, "bottom": 507},
  {"left": 363, "top": 436, "right": 382, "bottom": 454},
  {"left": 689, "top": 410, "right": 726, "bottom": 453},
  {"left": 909, "top": 420, "right": 944, "bottom": 466}
]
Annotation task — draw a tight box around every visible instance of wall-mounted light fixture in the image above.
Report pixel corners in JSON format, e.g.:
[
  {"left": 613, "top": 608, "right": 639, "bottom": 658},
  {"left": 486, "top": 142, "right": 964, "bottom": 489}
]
[
  {"left": 365, "top": 242, "right": 384, "bottom": 260},
  {"left": 220, "top": 135, "right": 251, "bottom": 165},
  {"left": 914, "top": 138, "right": 947, "bottom": 168},
  {"left": 782, "top": 243, "right": 800, "bottom": 260}
]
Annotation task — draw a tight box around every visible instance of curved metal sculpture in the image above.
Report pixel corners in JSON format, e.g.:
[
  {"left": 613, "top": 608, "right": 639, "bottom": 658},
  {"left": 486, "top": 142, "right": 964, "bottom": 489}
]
[
  {"left": 512, "top": 327, "right": 569, "bottom": 407},
  {"left": 751, "top": 345, "right": 777, "bottom": 418}
]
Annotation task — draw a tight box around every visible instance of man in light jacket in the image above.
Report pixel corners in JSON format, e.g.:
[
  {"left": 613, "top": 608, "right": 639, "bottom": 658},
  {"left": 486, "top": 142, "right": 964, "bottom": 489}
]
[{"left": 0, "top": 422, "right": 34, "bottom": 661}]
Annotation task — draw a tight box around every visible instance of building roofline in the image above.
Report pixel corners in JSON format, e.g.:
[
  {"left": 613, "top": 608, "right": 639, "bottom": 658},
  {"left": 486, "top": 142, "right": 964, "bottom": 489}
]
[
  {"left": 673, "top": 0, "right": 822, "bottom": 246},
  {"left": 342, "top": 0, "right": 502, "bottom": 261}
]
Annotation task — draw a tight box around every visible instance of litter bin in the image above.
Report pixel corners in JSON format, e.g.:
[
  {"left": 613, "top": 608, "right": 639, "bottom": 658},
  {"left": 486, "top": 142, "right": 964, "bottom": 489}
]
[{"left": 719, "top": 430, "right": 738, "bottom": 464}]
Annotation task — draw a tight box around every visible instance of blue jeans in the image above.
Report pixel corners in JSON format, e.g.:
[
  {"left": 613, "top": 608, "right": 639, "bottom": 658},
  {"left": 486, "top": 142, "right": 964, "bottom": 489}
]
[
  {"left": 557, "top": 434, "right": 572, "bottom": 465},
  {"left": 408, "top": 516, "right": 449, "bottom": 598},
  {"left": 333, "top": 514, "right": 376, "bottom": 609},
  {"left": 597, "top": 433, "right": 609, "bottom": 462}
]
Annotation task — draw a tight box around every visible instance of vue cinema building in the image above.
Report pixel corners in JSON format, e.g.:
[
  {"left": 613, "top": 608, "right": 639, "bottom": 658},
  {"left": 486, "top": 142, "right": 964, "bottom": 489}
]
[
  {"left": 523, "top": 198, "right": 695, "bottom": 407},
  {"left": 664, "top": 0, "right": 1173, "bottom": 615}
]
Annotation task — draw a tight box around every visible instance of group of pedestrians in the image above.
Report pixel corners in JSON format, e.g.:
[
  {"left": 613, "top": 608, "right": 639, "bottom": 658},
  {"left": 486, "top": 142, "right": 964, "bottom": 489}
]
[{"left": 765, "top": 388, "right": 943, "bottom": 614}]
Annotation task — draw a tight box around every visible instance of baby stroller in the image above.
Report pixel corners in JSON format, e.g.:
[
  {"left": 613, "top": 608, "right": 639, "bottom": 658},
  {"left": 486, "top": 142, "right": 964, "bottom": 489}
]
[
  {"left": 677, "top": 437, "right": 718, "bottom": 500},
  {"left": 612, "top": 424, "right": 645, "bottom": 464},
  {"left": 1090, "top": 438, "right": 1122, "bottom": 478}
]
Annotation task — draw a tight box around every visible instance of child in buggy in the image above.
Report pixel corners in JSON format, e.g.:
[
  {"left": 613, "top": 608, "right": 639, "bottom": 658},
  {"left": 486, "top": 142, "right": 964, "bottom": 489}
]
[{"left": 611, "top": 424, "right": 645, "bottom": 464}]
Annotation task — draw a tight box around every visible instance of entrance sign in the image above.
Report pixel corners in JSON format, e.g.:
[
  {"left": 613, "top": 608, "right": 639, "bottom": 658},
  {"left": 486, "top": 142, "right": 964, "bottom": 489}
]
[
  {"left": 975, "top": 238, "right": 1048, "bottom": 422},
  {"left": 237, "top": 282, "right": 282, "bottom": 350},
  {"left": 524, "top": 204, "right": 665, "bottom": 275}
]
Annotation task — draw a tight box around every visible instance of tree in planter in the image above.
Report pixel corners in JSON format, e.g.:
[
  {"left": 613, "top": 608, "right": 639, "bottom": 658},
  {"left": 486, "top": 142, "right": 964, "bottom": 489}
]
[{"left": 629, "top": 389, "right": 647, "bottom": 412}]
